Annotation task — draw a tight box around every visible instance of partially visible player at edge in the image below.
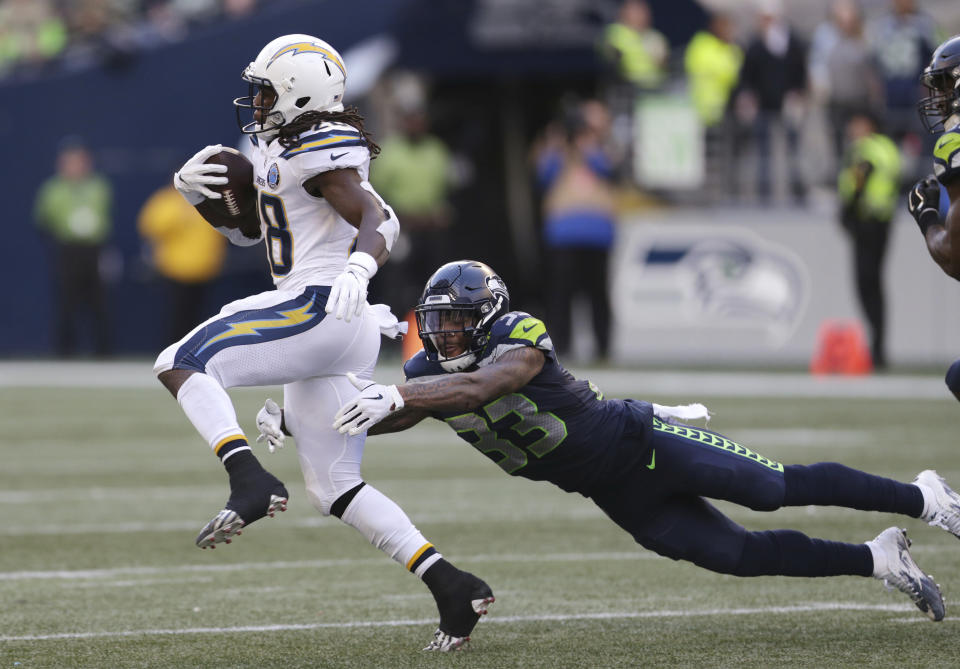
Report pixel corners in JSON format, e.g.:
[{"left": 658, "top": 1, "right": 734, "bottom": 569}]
[
  {"left": 155, "top": 35, "right": 492, "bottom": 652},
  {"left": 265, "top": 259, "right": 960, "bottom": 623},
  {"left": 908, "top": 34, "right": 960, "bottom": 401}
]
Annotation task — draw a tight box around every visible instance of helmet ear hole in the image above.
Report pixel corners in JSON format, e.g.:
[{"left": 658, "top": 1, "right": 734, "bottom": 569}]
[{"left": 295, "top": 96, "right": 311, "bottom": 108}]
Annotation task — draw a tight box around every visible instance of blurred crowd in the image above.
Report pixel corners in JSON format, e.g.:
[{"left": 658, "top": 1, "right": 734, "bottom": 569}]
[
  {"left": 0, "top": 0, "right": 258, "bottom": 78},
  {"left": 596, "top": 0, "right": 949, "bottom": 205},
  {"left": 21, "top": 0, "right": 960, "bottom": 364}
]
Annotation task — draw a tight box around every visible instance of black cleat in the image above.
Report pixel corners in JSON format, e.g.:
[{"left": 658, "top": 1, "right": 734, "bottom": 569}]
[
  {"left": 195, "top": 471, "right": 288, "bottom": 549},
  {"left": 423, "top": 570, "right": 495, "bottom": 651}
]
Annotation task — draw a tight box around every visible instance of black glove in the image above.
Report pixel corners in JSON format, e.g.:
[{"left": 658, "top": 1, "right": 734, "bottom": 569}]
[{"left": 908, "top": 176, "right": 942, "bottom": 234}]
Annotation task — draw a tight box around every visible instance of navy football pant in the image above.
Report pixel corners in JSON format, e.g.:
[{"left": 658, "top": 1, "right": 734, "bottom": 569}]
[{"left": 590, "top": 419, "right": 924, "bottom": 577}]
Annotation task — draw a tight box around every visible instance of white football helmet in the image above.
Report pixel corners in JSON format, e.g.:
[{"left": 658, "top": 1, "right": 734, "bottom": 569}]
[{"left": 234, "top": 34, "right": 347, "bottom": 138}]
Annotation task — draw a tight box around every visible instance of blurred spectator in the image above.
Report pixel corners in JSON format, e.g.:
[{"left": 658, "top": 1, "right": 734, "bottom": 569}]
[
  {"left": 810, "top": 0, "right": 883, "bottom": 170},
  {"left": 60, "top": 0, "right": 138, "bottom": 72},
  {"left": 535, "top": 100, "right": 617, "bottom": 362},
  {"left": 736, "top": 0, "right": 808, "bottom": 206},
  {"left": 137, "top": 182, "right": 227, "bottom": 343},
  {"left": 599, "top": 0, "right": 670, "bottom": 91},
  {"left": 685, "top": 13, "right": 742, "bottom": 129},
  {"left": 867, "top": 0, "right": 937, "bottom": 144},
  {"left": 837, "top": 111, "right": 900, "bottom": 369},
  {"left": 370, "top": 103, "right": 454, "bottom": 322},
  {"left": 0, "top": 0, "right": 67, "bottom": 75},
  {"left": 34, "top": 137, "right": 113, "bottom": 357},
  {"left": 684, "top": 12, "right": 742, "bottom": 201},
  {"left": 223, "top": 0, "right": 258, "bottom": 19}
]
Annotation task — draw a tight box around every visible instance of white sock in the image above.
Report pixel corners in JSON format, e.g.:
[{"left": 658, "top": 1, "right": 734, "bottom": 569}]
[
  {"left": 340, "top": 484, "right": 441, "bottom": 575},
  {"left": 866, "top": 538, "right": 886, "bottom": 577},
  {"left": 176, "top": 373, "right": 248, "bottom": 461},
  {"left": 914, "top": 483, "right": 934, "bottom": 520}
]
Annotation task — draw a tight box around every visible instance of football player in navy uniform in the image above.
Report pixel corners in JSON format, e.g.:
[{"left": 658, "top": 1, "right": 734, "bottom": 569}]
[
  {"left": 267, "top": 259, "right": 960, "bottom": 623},
  {"left": 908, "top": 34, "right": 960, "bottom": 400},
  {"left": 158, "top": 36, "right": 492, "bottom": 652}
]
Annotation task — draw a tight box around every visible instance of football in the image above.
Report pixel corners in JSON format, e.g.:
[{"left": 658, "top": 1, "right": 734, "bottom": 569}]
[{"left": 194, "top": 147, "right": 260, "bottom": 237}]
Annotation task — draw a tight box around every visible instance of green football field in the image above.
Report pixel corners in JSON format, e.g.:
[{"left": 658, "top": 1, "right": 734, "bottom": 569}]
[{"left": 2, "top": 362, "right": 959, "bottom": 668}]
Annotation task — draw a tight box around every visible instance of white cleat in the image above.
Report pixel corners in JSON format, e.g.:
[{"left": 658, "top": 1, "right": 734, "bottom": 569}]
[
  {"left": 194, "top": 493, "right": 287, "bottom": 549},
  {"left": 914, "top": 469, "right": 960, "bottom": 539},
  {"left": 423, "top": 593, "right": 495, "bottom": 652},
  {"left": 195, "top": 509, "right": 244, "bottom": 549},
  {"left": 868, "top": 526, "right": 944, "bottom": 622},
  {"left": 423, "top": 630, "right": 470, "bottom": 652}
]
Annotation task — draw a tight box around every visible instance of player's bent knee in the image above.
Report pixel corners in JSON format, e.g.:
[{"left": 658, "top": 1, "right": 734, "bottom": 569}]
[
  {"left": 153, "top": 343, "right": 178, "bottom": 376},
  {"left": 744, "top": 479, "right": 785, "bottom": 512},
  {"left": 945, "top": 359, "right": 960, "bottom": 393},
  {"left": 304, "top": 479, "right": 364, "bottom": 516}
]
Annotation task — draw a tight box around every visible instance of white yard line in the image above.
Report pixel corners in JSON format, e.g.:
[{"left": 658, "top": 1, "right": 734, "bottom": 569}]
[
  {"left": 0, "top": 552, "right": 659, "bottom": 581},
  {"left": 0, "top": 361, "right": 951, "bottom": 399},
  {"left": 0, "top": 603, "right": 917, "bottom": 642}
]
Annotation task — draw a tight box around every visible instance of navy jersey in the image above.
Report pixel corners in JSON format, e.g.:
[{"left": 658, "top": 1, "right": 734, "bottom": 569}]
[
  {"left": 403, "top": 311, "right": 654, "bottom": 496},
  {"left": 934, "top": 129, "right": 960, "bottom": 186}
]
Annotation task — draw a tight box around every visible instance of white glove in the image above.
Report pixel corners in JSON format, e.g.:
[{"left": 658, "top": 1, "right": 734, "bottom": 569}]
[
  {"left": 255, "top": 398, "right": 285, "bottom": 453},
  {"left": 332, "top": 372, "right": 404, "bottom": 436},
  {"left": 173, "top": 144, "right": 228, "bottom": 205},
  {"left": 326, "top": 251, "right": 378, "bottom": 322},
  {"left": 216, "top": 225, "right": 263, "bottom": 247}
]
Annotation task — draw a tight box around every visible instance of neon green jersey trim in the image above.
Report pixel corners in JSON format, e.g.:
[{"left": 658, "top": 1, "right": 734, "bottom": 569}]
[
  {"left": 934, "top": 132, "right": 960, "bottom": 164},
  {"left": 652, "top": 418, "right": 784, "bottom": 472},
  {"left": 508, "top": 317, "right": 547, "bottom": 345}
]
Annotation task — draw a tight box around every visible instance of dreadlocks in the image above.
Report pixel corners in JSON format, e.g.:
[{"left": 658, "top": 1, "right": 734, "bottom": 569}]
[{"left": 277, "top": 106, "right": 381, "bottom": 158}]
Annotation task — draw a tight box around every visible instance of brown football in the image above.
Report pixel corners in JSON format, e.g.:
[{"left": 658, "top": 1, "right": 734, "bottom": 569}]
[{"left": 194, "top": 147, "right": 260, "bottom": 238}]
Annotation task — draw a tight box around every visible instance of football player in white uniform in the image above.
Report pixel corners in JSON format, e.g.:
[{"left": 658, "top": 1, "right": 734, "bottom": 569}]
[{"left": 155, "top": 35, "right": 492, "bottom": 651}]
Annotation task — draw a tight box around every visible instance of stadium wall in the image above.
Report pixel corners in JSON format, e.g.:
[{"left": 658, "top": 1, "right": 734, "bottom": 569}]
[{"left": 610, "top": 208, "right": 960, "bottom": 367}]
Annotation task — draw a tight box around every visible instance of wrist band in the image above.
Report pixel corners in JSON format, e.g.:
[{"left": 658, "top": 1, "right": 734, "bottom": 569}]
[{"left": 918, "top": 208, "right": 941, "bottom": 235}]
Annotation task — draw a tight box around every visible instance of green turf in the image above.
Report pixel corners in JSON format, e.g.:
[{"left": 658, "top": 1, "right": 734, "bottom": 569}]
[{"left": 1, "top": 381, "right": 959, "bottom": 668}]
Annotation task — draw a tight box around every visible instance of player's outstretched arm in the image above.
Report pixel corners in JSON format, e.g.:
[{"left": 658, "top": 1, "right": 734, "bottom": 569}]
[
  {"left": 334, "top": 348, "right": 545, "bottom": 436},
  {"left": 400, "top": 347, "right": 545, "bottom": 413}
]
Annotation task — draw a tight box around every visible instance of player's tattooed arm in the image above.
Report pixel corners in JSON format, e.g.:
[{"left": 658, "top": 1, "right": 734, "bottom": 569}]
[
  {"left": 367, "top": 407, "right": 431, "bottom": 435},
  {"left": 398, "top": 347, "right": 545, "bottom": 413},
  {"left": 925, "top": 182, "right": 960, "bottom": 279},
  {"left": 304, "top": 168, "right": 390, "bottom": 265}
]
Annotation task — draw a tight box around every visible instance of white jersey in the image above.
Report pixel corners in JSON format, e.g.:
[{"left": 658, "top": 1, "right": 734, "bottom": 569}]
[{"left": 249, "top": 121, "right": 370, "bottom": 291}]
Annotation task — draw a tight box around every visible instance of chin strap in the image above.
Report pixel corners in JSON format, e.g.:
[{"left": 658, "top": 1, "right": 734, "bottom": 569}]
[{"left": 439, "top": 353, "right": 477, "bottom": 373}]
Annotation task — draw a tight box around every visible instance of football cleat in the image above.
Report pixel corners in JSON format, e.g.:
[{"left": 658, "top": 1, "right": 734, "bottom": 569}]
[
  {"left": 424, "top": 571, "right": 495, "bottom": 652},
  {"left": 868, "top": 527, "right": 944, "bottom": 621},
  {"left": 196, "top": 472, "right": 288, "bottom": 549},
  {"left": 913, "top": 469, "right": 960, "bottom": 539},
  {"left": 423, "top": 629, "right": 470, "bottom": 652}
]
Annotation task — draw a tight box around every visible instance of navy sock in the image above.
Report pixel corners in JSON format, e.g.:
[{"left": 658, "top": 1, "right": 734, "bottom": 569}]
[
  {"left": 222, "top": 447, "right": 264, "bottom": 486},
  {"left": 735, "top": 529, "right": 873, "bottom": 577},
  {"left": 783, "top": 463, "right": 923, "bottom": 517}
]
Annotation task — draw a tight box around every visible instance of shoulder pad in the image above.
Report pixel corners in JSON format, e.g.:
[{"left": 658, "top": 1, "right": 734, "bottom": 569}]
[
  {"left": 487, "top": 311, "right": 551, "bottom": 350},
  {"left": 280, "top": 125, "right": 366, "bottom": 159},
  {"left": 934, "top": 129, "right": 960, "bottom": 185},
  {"left": 403, "top": 350, "right": 445, "bottom": 380}
]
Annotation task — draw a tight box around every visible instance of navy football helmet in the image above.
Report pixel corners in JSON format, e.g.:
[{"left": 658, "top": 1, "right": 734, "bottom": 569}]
[
  {"left": 415, "top": 260, "right": 510, "bottom": 372},
  {"left": 918, "top": 34, "right": 960, "bottom": 134}
]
